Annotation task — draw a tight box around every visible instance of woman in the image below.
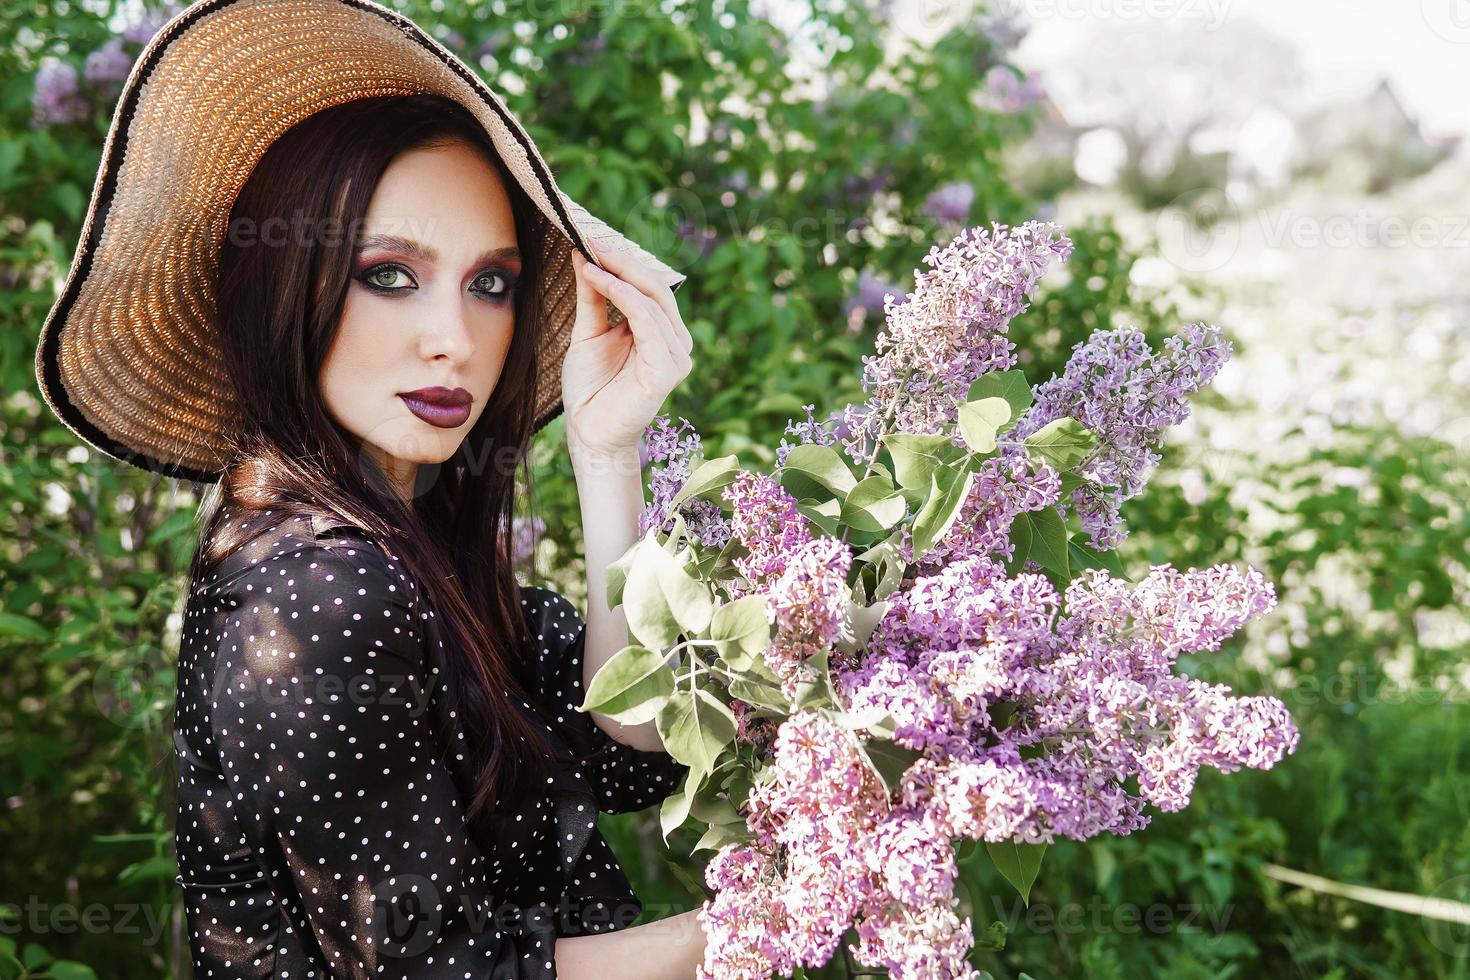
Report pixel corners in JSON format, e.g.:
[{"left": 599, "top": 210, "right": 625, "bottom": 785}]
[{"left": 34, "top": 2, "right": 706, "bottom": 977}]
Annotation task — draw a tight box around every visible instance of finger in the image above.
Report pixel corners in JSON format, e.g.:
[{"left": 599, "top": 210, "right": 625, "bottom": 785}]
[
  {"left": 581, "top": 260, "right": 680, "bottom": 375},
  {"left": 589, "top": 246, "right": 689, "bottom": 367},
  {"left": 570, "top": 249, "right": 611, "bottom": 344},
  {"left": 589, "top": 242, "right": 691, "bottom": 355}
]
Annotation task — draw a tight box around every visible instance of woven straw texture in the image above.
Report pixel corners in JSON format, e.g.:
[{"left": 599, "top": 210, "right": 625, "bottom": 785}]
[{"left": 34, "top": 0, "right": 687, "bottom": 484}]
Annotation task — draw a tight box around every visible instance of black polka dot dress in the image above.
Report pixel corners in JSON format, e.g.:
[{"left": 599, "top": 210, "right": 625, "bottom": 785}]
[{"left": 171, "top": 513, "right": 688, "bottom": 978}]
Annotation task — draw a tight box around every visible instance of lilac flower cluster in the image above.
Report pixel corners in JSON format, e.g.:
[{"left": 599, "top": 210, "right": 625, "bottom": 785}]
[
  {"left": 841, "top": 220, "right": 1074, "bottom": 463},
  {"left": 31, "top": 7, "right": 176, "bottom": 128},
  {"left": 721, "top": 471, "right": 809, "bottom": 593},
  {"left": 837, "top": 556, "right": 1295, "bottom": 842},
  {"left": 1011, "top": 321, "right": 1232, "bottom": 549},
  {"left": 775, "top": 403, "right": 864, "bottom": 467},
  {"left": 638, "top": 416, "right": 732, "bottom": 549},
  {"left": 764, "top": 536, "right": 853, "bottom": 692},
  {"left": 843, "top": 272, "right": 905, "bottom": 335},
  {"left": 908, "top": 445, "right": 1063, "bottom": 571},
  {"left": 920, "top": 181, "right": 975, "bottom": 224},
  {"left": 32, "top": 61, "right": 88, "bottom": 128},
  {"left": 508, "top": 515, "right": 545, "bottom": 568},
  {"left": 621, "top": 217, "right": 1292, "bottom": 978},
  {"left": 984, "top": 65, "right": 1046, "bottom": 113},
  {"left": 696, "top": 711, "right": 981, "bottom": 980},
  {"left": 694, "top": 555, "right": 1295, "bottom": 978}
]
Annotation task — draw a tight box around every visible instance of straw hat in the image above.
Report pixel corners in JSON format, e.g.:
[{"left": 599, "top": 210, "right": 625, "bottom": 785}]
[{"left": 33, "top": 0, "right": 687, "bottom": 485}]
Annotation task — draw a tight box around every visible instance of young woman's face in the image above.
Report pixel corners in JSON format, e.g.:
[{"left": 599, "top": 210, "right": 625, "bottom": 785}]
[{"left": 319, "top": 138, "right": 521, "bottom": 500}]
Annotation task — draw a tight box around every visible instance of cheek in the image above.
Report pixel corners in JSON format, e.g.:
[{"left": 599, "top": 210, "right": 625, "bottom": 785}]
[{"left": 320, "top": 306, "right": 402, "bottom": 419}]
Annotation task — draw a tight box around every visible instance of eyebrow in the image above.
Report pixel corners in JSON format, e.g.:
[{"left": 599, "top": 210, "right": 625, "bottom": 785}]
[{"left": 355, "top": 233, "right": 521, "bottom": 267}]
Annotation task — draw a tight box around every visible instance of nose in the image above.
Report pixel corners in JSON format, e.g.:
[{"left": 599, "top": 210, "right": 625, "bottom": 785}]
[{"left": 417, "top": 287, "right": 475, "bottom": 364}]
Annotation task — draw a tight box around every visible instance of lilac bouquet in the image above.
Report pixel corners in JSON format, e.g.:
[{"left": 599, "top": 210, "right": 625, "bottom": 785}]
[{"left": 578, "top": 220, "right": 1299, "bottom": 979}]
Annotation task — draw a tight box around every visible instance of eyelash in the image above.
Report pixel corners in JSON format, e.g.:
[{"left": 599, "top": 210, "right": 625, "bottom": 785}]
[{"left": 355, "top": 262, "right": 517, "bottom": 301}]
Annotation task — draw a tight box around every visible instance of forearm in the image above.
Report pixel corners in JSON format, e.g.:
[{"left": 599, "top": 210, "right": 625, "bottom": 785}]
[
  {"left": 569, "top": 439, "right": 666, "bottom": 753},
  {"left": 555, "top": 907, "right": 707, "bottom": 980}
]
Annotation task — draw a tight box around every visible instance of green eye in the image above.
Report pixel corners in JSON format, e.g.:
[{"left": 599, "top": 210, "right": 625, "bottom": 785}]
[{"left": 370, "top": 266, "right": 408, "bottom": 289}]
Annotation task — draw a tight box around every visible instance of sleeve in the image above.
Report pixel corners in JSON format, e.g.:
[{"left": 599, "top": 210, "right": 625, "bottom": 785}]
[
  {"left": 519, "top": 585, "right": 689, "bottom": 814},
  {"left": 210, "top": 536, "right": 559, "bottom": 978}
]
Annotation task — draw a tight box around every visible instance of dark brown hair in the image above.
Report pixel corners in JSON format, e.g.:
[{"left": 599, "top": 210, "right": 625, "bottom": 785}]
[{"left": 188, "top": 93, "right": 595, "bottom": 838}]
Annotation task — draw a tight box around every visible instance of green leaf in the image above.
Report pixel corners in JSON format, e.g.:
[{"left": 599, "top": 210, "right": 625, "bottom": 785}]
[
  {"left": 781, "top": 444, "right": 858, "bottom": 499},
  {"left": 839, "top": 475, "right": 908, "bottom": 532},
  {"left": 727, "top": 672, "right": 789, "bottom": 711},
  {"left": 710, "top": 595, "right": 773, "bottom": 669},
  {"left": 1023, "top": 508, "right": 1070, "bottom": 581},
  {"left": 664, "top": 855, "right": 713, "bottom": 900},
  {"left": 910, "top": 468, "right": 976, "bottom": 559},
  {"left": 1023, "top": 417, "right": 1095, "bottom": 472},
  {"left": 624, "top": 538, "right": 712, "bottom": 650},
  {"left": 669, "top": 454, "right": 742, "bottom": 510},
  {"left": 688, "top": 790, "right": 745, "bottom": 826},
  {"left": 967, "top": 369, "right": 1033, "bottom": 424},
  {"left": 986, "top": 841, "right": 1048, "bottom": 905},
  {"left": 579, "top": 645, "right": 677, "bottom": 724},
  {"left": 1066, "top": 534, "right": 1129, "bottom": 580},
  {"left": 792, "top": 648, "right": 839, "bottom": 710},
  {"left": 117, "top": 855, "right": 178, "bottom": 884},
  {"left": 858, "top": 734, "right": 924, "bottom": 794},
  {"left": 44, "top": 965, "right": 98, "bottom": 980},
  {"left": 0, "top": 611, "right": 49, "bottom": 641},
  {"left": 21, "top": 943, "right": 51, "bottom": 970},
  {"left": 657, "top": 688, "right": 737, "bottom": 777},
  {"left": 882, "top": 433, "right": 963, "bottom": 491},
  {"left": 835, "top": 598, "right": 889, "bottom": 656},
  {"left": 974, "top": 918, "right": 1008, "bottom": 952},
  {"left": 796, "top": 497, "right": 842, "bottom": 536},
  {"left": 1005, "top": 510, "right": 1033, "bottom": 575},
  {"left": 693, "top": 819, "right": 753, "bottom": 853},
  {"left": 604, "top": 543, "right": 639, "bottom": 611},
  {"left": 659, "top": 773, "right": 697, "bottom": 843},
  {"left": 956, "top": 397, "right": 1012, "bottom": 454}
]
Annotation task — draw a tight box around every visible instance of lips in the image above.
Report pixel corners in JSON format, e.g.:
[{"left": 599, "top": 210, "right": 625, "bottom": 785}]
[{"left": 399, "top": 386, "right": 473, "bottom": 429}]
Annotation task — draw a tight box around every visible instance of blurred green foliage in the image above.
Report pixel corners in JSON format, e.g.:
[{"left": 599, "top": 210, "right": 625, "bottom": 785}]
[{"left": 3, "top": 1, "right": 1465, "bottom": 978}]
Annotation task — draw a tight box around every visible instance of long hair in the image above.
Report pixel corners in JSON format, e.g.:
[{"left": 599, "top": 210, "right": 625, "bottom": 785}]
[{"left": 188, "top": 93, "right": 596, "bottom": 838}]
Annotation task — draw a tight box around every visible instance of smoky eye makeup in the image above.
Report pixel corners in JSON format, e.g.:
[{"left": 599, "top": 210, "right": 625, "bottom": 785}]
[{"left": 352, "top": 260, "right": 519, "bottom": 301}]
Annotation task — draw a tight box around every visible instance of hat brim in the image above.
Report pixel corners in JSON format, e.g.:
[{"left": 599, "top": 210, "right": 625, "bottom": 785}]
[{"left": 34, "top": 0, "right": 687, "bottom": 485}]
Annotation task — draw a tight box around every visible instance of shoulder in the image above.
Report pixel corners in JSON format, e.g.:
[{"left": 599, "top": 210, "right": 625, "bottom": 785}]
[
  {"left": 198, "top": 512, "right": 419, "bottom": 615},
  {"left": 518, "top": 584, "right": 584, "bottom": 634}
]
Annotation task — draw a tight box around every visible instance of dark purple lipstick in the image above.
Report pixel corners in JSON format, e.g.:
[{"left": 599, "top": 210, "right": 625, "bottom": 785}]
[{"left": 398, "top": 386, "right": 473, "bottom": 429}]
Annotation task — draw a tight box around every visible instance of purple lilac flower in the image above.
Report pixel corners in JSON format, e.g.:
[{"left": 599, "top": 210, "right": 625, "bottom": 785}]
[
  {"left": 123, "top": 4, "right": 182, "bottom": 45},
  {"left": 722, "top": 471, "right": 811, "bottom": 592},
  {"left": 842, "top": 164, "right": 893, "bottom": 204},
  {"left": 678, "top": 219, "right": 718, "bottom": 262},
  {"left": 842, "top": 272, "right": 904, "bottom": 334},
  {"left": 700, "top": 554, "right": 1293, "bottom": 973},
  {"left": 638, "top": 415, "right": 732, "bottom": 548},
  {"left": 84, "top": 38, "right": 134, "bottom": 102},
  {"left": 776, "top": 403, "right": 838, "bottom": 465},
  {"left": 699, "top": 711, "right": 981, "bottom": 980},
  {"left": 844, "top": 221, "right": 1074, "bottom": 463},
  {"left": 475, "top": 29, "right": 509, "bottom": 62},
  {"left": 566, "top": 34, "right": 608, "bottom": 67},
  {"left": 984, "top": 65, "right": 1046, "bottom": 113},
  {"left": 698, "top": 712, "right": 889, "bottom": 980},
  {"left": 829, "top": 553, "right": 1295, "bottom": 846},
  {"left": 509, "top": 514, "right": 545, "bottom": 567},
  {"left": 764, "top": 535, "right": 852, "bottom": 692},
  {"left": 920, "top": 181, "right": 975, "bottom": 224},
  {"left": 32, "top": 60, "right": 88, "bottom": 127},
  {"left": 909, "top": 446, "right": 1062, "bottom": 570},
  {"left": 1010, "top": 322, "right": 1231, "bottom": 549}
]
